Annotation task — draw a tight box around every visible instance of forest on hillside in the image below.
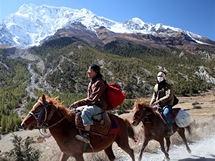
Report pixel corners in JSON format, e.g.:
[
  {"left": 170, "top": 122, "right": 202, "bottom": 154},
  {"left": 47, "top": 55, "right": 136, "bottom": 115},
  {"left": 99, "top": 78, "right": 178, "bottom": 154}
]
[{"left": 0, "top": 39, "right": 214, "bottom": 134}]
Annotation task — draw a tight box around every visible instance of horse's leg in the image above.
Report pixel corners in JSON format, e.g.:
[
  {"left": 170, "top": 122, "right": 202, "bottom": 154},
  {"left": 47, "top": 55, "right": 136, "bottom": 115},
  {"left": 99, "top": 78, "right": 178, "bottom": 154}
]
[
  {"left": 158, "top": 139, "right": 169, "bottom": 161},
  {"left": 165, "top": 137, "right": 171, "bottom": 152},
  {"left": 59, "top": 153, "right": 70, "bottom": 161},
  {"left": 74, "top": 154, "right": 85, "bottom": 161},
  {"left": 104, "top": 144, "right": 115, "bottom": 161},
  {"left": 116, "top": 135, "right": 135, "bottom": 161},
  {"left": 138, "top": 139, "right": 149, "bottom": 161},
  {"left": 177, "top": 128, "right": 191, "bottom": 153}
]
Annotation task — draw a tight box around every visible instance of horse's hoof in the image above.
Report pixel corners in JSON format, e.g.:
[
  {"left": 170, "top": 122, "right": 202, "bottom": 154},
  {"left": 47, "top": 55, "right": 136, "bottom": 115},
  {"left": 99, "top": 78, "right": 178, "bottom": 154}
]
[
  {"left": 187, "top": 148, "right": 191, "bottom": 154},
  {"left": 163, "top": 157, "right": 170, "bottom": 161}
]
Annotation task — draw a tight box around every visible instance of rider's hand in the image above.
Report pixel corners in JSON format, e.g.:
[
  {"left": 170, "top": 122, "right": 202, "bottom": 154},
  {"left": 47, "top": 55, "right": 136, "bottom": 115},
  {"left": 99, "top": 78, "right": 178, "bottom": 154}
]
[
  {"left": 69, "top": 104, "right": 74, "bottom": 109},
  {"left": 152, "top": 104, "right": 161, "bottom": 110},
  {"left": 152, "top": 106, "right": 158, "bottom": 111},
  {"left": 69, "top": 102, "right": 78, "bottom": 109},
  {"left": 153, "top": 100, "right": 160, "bottom": 105}
]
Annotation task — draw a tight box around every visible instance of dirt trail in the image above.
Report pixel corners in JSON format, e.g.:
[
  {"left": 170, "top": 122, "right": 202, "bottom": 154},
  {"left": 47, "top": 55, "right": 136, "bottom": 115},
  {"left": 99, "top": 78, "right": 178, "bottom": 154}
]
[
  {"left": 0, "top": 90, "right": 215, "bottom": 161},
  {"left": 115, "top": 90, "right": 215, "bottom": 161},
  {"left": 115, "top": 134, "right": 215, "bottom": 161}
]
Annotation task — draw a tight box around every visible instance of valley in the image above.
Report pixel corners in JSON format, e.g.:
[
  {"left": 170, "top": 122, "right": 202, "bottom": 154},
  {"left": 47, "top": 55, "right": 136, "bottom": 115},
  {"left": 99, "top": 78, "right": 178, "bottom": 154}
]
[{"left": 0, "top": 4, "right": 215, "bottom": 161}]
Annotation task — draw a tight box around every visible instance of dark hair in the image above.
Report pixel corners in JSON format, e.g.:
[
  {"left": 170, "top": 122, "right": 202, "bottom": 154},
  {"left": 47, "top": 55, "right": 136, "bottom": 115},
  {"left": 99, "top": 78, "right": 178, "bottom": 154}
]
[
  {"left": 90, "top": 64, "right": 100, "bottom": 73},
  {"left": 90, "top": 64, "right": 103, "bottom": 79}
]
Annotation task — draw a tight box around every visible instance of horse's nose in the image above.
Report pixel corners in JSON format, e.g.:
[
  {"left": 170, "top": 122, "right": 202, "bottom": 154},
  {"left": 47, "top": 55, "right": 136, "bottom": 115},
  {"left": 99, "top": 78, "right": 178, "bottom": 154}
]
[
  {"left": 21, "top": 123, "right": 25, "bottom": 129},
  {"left": 131, "top": 121, "right": 137, "bottom": 126}
]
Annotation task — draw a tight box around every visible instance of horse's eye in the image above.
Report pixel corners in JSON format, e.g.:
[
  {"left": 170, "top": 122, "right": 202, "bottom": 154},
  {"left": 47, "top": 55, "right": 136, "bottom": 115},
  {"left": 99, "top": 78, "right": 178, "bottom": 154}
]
[
  {"left": 35, "top": 109, "right": 40, "bottom": 113},
  {"left": 134, "top": 113, "right": 139, "bottom": 117},
  {"left": 33, "top": 106, "right": 42, "bottom": 113}
]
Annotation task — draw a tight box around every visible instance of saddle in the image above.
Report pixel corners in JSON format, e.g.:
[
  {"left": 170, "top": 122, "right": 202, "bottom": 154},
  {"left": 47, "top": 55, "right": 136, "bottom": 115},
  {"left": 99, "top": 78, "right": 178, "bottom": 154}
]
[
  {"left": 158, "top": 108, "right": 181, "bottom": 124},
  {"left": 75, "top": 111, "right": 112, "bottom": 136},
  {"left": 171, "top": 108, "right": 181, "bottom": 121}
]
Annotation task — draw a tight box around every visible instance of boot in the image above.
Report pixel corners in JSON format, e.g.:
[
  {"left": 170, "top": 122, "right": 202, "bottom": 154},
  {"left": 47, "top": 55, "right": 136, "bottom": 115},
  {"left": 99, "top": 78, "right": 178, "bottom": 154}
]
[
  {"left": 76, "top": 131, "right": 90, "bottom": 144},
  {"left": 167, "top": 126, "right": 173, "bottom": 136}
]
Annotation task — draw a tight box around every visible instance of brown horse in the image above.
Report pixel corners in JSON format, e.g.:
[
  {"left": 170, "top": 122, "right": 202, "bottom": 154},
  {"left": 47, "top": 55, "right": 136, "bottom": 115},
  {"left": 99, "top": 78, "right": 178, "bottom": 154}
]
[
  {"left": 21, "top": 94, "right": 136, "bottom": 161},
  {"left": 131, "top": 102, "right": 191, "bottom": 161}
]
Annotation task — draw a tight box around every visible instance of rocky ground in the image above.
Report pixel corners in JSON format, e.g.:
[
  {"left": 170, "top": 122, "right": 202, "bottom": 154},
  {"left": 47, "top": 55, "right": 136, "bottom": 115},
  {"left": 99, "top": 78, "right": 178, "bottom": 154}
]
[{"left": 0, "top": 90, "right": 215, "bottom": 161}]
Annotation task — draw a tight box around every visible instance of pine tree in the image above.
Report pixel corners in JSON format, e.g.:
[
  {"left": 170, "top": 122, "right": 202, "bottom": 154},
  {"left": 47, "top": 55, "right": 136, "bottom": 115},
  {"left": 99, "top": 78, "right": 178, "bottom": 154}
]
[{"left": 4, "top": 135, "right": 41, "bottom": 161}]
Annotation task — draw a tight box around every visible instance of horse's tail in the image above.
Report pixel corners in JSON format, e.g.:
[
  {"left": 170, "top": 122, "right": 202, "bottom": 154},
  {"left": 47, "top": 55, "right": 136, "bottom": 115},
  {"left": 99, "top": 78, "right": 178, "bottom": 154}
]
[
  {"left": 124, "top": 119, "right": 137, "bottom": 142},
  {"left": 185, "top": 125, "right": 192, "bottom": 135}
]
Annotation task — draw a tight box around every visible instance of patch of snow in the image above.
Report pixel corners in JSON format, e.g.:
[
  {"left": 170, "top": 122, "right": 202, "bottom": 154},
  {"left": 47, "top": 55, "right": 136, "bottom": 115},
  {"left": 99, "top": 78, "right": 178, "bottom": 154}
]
[{"left": 0, "top": 4, "right": 213, "bottom": 47}]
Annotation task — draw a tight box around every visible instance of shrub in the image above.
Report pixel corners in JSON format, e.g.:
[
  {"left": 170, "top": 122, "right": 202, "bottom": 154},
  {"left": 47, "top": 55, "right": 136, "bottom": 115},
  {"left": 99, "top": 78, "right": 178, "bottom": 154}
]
[{"left": 3, "top": 134, "right": 41, "bottom": 161}]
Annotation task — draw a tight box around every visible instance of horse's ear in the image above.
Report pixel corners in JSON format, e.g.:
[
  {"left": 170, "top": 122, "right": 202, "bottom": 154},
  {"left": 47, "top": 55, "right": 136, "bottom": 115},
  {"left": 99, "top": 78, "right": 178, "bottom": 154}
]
[
  {"left": 42, "top": 94, "right": 46, "bottom": 102},
  {"left": 133, "top": 101, "right": 138, "bottom": 108},
  {"left": 134, "top": 101, "right": 139, "bottom": 106}
]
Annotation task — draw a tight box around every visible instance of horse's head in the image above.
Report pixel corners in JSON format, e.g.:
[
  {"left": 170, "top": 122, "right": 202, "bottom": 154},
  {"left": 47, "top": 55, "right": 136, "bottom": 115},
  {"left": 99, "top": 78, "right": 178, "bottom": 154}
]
[
  {"left": 21, "top": 94, "right": 57, "bottom": 130},
  {"left": 131, "top": 102, "right": 153, "bottom": 126}
]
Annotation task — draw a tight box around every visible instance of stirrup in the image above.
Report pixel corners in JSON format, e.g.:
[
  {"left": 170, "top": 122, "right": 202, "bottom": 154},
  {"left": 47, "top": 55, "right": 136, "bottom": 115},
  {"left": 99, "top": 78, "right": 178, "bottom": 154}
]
[{"left": 76, "top": 134, "right": 90, "bottom": 144}]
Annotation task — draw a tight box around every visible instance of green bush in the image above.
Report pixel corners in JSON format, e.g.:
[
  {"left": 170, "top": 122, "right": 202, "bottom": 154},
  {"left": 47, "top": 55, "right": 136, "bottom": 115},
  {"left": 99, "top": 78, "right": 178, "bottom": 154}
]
[
  {"left": 2, "top": 134, "right": 41, "bottom": 161},
  {"left": 0, "top": 39, "right": 214, "bottom": 133}
]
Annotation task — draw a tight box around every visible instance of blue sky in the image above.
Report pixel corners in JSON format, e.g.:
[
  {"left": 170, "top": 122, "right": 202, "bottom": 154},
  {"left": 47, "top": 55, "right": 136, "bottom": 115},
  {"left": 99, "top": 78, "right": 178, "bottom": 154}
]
[{"left": 0, "top": 0, "right": 214, "bottom": 40}]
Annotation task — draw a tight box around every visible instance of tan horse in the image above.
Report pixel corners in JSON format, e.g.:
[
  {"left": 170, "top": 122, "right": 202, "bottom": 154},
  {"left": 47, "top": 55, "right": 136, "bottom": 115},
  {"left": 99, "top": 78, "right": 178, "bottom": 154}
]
[
  {"left": 131, "top": 102, "right": 191, "bottom": 161},
  {"left": 21, "top": 94, "right": 135, "bottom": 161}
]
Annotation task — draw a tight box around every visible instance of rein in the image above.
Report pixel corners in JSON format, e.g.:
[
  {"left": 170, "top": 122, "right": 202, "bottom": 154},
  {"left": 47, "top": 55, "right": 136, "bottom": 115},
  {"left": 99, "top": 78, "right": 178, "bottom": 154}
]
[
  {"left": 29, "top": 100, "right": 66, "bottom": 129},
  {"left": 135, "top": 108, "right": 153, "bottom": 123}
]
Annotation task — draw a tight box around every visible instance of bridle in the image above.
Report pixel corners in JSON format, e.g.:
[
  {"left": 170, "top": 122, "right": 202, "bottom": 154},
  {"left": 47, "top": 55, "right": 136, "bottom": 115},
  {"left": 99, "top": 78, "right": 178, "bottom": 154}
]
[
  {"left": 29, "top": 100, "right": 65, "bottom": 129},
  {"left": 133, "top": 107, "right": 152, "bottom": 123},
  {"left": 133, "top": 107, "right": 144, "bottom": 123}
]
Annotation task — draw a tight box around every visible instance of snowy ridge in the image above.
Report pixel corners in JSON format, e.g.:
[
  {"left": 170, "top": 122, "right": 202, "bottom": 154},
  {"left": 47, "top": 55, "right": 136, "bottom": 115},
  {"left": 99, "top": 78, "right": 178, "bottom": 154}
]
[{"left": 0, "top": 4, "right": 210, "bottom": 47}]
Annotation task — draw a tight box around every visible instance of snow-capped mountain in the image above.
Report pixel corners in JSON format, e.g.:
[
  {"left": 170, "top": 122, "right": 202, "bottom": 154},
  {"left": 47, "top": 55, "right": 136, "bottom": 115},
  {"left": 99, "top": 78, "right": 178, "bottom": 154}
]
[{"left": 0, "top": 4, "right": 214, "bottom": 47}]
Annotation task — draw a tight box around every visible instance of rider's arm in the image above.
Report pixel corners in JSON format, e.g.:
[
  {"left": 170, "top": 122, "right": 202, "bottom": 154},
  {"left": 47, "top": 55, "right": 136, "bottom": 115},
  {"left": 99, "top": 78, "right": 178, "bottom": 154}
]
[
  {"left": 73, "top": 80, "right": 105, "bottom": 107},
  {"left": 158, "top": 85, "right": 173, "bottom": 104},
  {"left": 150, "top": 91, "right": 156, "bottom": 106},
  {"left": 150, "top": 85, "right": 157, "bottom": 105}
]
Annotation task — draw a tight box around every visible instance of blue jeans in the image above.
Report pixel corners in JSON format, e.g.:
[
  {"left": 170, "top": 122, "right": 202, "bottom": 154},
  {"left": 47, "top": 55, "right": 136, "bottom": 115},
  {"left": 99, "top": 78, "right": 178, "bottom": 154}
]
[
  {"left": 81, "top": 105, "right": 103, "bottom": 126},
  {"left": 162, "top": 105, "right": 172, "bottom": 128}
]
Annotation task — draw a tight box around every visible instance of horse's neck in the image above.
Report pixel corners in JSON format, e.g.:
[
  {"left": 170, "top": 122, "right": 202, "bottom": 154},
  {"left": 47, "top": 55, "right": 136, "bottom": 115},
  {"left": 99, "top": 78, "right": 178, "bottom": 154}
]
[
  {"left": 143, "top": 110, "right": 166, "bottom": 126},
  {"left": 48, "top": 112, "right": 77, "bottom": 142},
  {"left": 154, "top": 112, "right": 166, "bottom": 124}
]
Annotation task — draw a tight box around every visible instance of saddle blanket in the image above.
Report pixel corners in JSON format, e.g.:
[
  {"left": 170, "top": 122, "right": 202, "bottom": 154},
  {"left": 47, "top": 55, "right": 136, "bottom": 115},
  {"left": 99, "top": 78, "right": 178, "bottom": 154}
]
[{"left": 75, "top": 112, "right": 120, "bottom": 136}]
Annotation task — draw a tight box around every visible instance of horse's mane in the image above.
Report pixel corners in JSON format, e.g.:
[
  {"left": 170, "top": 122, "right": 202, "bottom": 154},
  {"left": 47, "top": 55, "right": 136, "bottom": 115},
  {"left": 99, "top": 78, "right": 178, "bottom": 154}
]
[
  {"left": 47, "top": 97, "right": 75, "bottom": 122},
  {"left": 135, "top": 101, "right": 153, "bottom": 110},
  {"left": 135, "top": 101, "right": 162, "bottom": 118},
  {"left": 136, "top": 102, "right": 165, "bottom": 123}
]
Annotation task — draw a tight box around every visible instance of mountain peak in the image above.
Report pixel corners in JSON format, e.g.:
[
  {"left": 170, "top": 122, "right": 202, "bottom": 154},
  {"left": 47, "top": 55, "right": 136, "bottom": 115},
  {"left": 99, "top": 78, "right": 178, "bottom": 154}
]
[
  {"left": 18, "top": 4, "right": 37, "bottom": 13},
  {"left": 0, "top": 4, "right": 213, "bottom": 47},
  {"left": 79, "top": 8, "right": 94, "bottom": 16},
  {"left": 130, "top": 17, "right": 144, "bottom": 24}
]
